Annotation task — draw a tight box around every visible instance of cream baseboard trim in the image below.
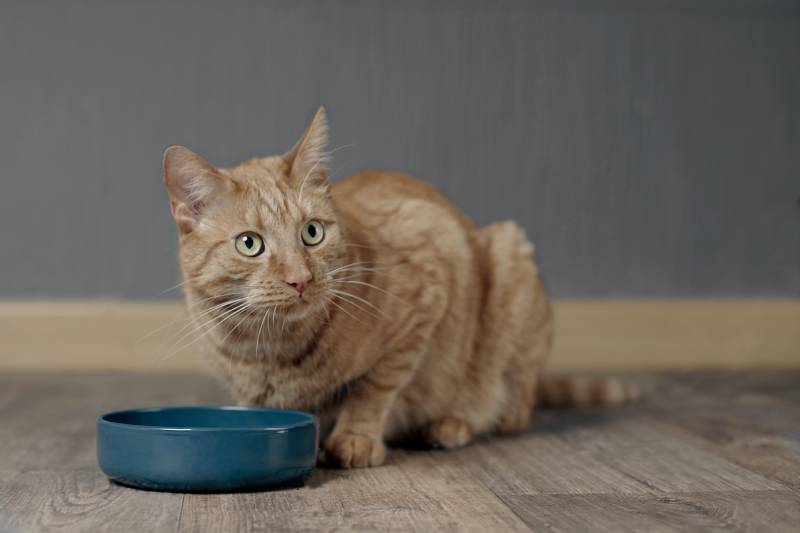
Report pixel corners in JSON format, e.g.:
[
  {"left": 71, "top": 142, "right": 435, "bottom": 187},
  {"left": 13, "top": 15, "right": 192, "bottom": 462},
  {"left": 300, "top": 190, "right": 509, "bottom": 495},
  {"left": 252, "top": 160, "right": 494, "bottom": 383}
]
[
  {"left": 0, "top": 300, "right": 797, "bottom": 372},
  {"left": 552, "top": 299, "right": 799, "bottom": 371}
]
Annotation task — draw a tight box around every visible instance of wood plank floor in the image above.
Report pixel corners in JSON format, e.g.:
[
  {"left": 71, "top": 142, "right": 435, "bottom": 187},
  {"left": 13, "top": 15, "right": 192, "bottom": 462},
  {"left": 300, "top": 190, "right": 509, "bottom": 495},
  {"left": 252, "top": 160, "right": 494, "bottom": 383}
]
[{"left": 1, "top": 371, "right": 799, "bottom": 532}]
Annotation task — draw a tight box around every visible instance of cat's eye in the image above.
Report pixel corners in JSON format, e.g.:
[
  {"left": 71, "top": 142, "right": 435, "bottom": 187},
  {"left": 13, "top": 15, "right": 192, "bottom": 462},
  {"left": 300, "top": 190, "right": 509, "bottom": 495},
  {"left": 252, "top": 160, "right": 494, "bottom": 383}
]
[
  {"left": 301, "top": 220, "right": 325, "bottom": 246},
  {"left": 234, "top": 232, "right": 265, "bottom": 257}
]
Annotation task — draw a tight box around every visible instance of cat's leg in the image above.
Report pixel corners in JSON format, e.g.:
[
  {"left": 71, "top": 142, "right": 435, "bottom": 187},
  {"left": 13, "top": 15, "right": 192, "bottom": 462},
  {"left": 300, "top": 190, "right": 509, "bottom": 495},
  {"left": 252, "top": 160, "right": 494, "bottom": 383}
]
[
  {"left": 324, "top": 261, "right": 452, "bottom": 467},
  {"left": 427, "top": 417, "right": 475, "bottom": 449},
  {"left": 495, "top": 341, "right": 548, "bottom": 433},
  {"left": 323, "top": 350, "right": 420, "bottom": 467},
  {"left": 423, "top": 360, "right": 542, "bottom": 447},
  {"left": 492, "top": 227, "right": 552, "bottom": 434},
  {"left": 447, "top": 221, "right": 551, "bottom": 438},
  {"left": 324, "top": 295, "right": 444, "bottom": 468}
]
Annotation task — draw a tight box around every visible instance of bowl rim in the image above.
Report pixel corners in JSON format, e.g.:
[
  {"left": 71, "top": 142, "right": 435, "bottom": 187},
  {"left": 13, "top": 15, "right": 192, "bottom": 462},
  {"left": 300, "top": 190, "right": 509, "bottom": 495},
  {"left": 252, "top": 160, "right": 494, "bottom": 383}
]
[{"left": 97, "top": 405, "right": 317, "bottom": 433}]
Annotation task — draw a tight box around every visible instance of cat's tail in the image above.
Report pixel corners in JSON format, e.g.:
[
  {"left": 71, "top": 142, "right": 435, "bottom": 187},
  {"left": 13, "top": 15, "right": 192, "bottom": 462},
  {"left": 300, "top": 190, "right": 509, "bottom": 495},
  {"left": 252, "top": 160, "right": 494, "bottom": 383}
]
[{"left": 537, "top": 376, "right": 641, "bottom": 407}]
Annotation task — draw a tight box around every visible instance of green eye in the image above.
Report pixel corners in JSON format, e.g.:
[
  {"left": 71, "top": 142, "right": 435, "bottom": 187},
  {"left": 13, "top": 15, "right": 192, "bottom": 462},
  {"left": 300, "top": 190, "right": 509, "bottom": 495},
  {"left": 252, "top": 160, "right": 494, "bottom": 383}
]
[
  {"left": 234, "top": 231, "right": 264, "bottom": 257},
  {"left": 301, "top": 220, "right": 325, "bottom": 246}
]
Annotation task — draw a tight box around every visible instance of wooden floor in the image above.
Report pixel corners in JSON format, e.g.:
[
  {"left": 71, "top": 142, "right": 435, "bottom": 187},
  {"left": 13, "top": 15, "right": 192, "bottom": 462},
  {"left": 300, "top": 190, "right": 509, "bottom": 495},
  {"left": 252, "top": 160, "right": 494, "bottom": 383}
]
[{"left": 1, "top": 371, "right": 799, "bottom": 532}]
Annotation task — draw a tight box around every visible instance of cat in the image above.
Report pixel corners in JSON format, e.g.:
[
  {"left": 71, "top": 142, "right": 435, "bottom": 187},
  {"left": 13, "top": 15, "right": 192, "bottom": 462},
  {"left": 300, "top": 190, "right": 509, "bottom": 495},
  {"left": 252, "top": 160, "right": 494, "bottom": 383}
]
[{"left": 163, "top": 107, "right": 637, "bottom": 468}]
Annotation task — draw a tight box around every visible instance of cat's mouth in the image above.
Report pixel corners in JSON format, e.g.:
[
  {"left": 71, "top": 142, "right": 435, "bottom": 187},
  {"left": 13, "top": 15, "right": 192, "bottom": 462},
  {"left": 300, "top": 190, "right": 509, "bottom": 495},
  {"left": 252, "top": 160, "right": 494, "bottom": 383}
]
[
  {"left": 271, "top": 291, "right": 324, "bottom": 320},
  {"left": 244, "top": 286, "right": 327, "bottom": 322}
]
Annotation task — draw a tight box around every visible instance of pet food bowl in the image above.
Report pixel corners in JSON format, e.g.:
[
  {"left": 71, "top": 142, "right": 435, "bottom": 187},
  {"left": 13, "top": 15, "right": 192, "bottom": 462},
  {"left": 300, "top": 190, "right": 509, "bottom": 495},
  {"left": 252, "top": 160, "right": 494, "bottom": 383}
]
[{"left": 97, "top": 406, "right": 318, "bottom": 492}]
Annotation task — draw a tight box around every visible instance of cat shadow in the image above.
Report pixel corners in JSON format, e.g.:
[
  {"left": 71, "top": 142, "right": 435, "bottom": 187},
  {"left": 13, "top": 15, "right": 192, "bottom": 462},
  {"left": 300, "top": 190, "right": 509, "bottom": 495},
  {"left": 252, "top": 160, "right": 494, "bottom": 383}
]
[
  {"left": 527, "top": 405, "right": 632, "bottom": 435},
  {"left": 307, "top": 405, "right": 636, "bottom": 483}
]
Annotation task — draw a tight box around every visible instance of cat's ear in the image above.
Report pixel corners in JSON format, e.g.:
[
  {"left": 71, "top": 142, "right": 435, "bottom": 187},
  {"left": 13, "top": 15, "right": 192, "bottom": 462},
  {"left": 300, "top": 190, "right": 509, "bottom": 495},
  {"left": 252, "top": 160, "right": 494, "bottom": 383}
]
[
  {"left": 284, "top": 106, "right": 330, "bottom": 191},
  {"left": 163, "top": 145, "right": 224, "bottom": 233}
]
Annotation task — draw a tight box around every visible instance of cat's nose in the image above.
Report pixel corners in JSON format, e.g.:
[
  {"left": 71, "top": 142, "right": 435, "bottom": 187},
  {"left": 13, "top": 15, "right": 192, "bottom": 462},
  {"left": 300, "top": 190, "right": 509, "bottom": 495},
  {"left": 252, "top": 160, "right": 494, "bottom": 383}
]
[{"left": 286, "top": 272, "right": 312, "bottom": 294}]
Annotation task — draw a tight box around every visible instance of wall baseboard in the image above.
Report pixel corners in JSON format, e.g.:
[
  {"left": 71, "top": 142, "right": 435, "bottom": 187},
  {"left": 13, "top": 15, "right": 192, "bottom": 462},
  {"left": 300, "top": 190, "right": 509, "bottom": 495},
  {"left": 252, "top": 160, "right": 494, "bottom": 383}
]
[{"left": 0, "top": 300, "right": 797, "bottom": 372}]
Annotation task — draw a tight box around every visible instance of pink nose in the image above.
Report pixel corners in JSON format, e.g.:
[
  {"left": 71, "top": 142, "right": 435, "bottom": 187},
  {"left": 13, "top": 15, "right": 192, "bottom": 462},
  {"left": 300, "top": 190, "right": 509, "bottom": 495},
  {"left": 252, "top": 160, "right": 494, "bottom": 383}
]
[{"left": 286, "top": 274, "right": 312, "bottom": 294}]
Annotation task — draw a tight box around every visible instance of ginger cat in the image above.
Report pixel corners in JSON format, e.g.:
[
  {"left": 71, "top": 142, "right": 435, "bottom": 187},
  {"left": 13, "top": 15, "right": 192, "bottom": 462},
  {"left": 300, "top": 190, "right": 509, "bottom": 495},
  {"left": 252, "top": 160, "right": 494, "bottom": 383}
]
[{"left": 163, "top": 108, "right": 635, "bottom": 468}]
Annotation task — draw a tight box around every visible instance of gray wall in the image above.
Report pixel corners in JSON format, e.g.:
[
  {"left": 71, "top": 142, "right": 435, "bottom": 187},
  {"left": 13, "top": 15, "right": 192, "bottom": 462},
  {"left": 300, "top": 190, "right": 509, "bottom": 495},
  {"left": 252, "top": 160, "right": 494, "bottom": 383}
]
[{"left": 1, "top": 0, "right": 798, "bottom": 299}]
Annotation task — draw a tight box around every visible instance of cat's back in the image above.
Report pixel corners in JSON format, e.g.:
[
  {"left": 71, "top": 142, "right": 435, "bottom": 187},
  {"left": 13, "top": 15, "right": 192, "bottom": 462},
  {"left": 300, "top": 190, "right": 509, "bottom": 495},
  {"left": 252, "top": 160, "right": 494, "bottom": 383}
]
[
  {"left": 332, "top": 170, "right": 483, "bottom": 326},
  {"left": 333, "top": 170, "right": 479, "bottom": 243}
]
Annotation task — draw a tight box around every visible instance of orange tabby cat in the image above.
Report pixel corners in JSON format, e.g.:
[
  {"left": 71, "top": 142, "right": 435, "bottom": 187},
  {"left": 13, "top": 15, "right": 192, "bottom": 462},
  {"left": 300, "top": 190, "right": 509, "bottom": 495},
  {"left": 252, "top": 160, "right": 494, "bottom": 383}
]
[{"left": 163, "top": 107, "right": 636, "bottom": 468}]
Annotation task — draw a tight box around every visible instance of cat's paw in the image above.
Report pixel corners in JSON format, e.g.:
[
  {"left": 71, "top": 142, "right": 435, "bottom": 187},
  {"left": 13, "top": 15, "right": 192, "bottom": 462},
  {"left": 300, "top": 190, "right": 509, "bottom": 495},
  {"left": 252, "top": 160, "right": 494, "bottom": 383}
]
[
  {"left": 324, "top": 432, "right": 386, "bottom": 468},
  {"left": 428, "top": 418, "right": 474, "bottom": 449}
]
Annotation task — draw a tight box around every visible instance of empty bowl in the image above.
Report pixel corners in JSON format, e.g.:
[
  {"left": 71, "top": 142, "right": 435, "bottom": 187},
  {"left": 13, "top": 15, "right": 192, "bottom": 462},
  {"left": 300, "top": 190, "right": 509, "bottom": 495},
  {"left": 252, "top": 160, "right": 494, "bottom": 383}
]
[{"left": 97, "top": 406, "right": 318, "bottom": 492}]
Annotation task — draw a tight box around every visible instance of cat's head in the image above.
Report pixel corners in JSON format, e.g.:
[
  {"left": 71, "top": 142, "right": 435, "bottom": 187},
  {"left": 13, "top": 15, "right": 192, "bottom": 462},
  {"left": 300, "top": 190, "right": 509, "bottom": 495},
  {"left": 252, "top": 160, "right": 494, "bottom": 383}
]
[{"left": 163, "top": 107, "right": 346, "bottom": 322}]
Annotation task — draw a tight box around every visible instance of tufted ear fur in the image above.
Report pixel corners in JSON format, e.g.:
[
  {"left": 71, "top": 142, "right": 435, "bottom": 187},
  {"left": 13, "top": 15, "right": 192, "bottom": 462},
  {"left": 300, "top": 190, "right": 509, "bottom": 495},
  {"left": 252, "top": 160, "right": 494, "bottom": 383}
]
[
  {"left": 163, "top": 145, "right": 225, "bottom": 233},
  {"left": 284, "top": 106, "right": 330, "bottom": 193}
]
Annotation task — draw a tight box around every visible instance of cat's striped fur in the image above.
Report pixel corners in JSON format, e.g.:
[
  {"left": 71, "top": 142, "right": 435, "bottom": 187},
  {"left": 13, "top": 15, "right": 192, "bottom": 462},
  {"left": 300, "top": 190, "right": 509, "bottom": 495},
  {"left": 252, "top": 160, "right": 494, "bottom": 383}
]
[{"left": 163, "top": 107, "right": 637, "bottom": 468}]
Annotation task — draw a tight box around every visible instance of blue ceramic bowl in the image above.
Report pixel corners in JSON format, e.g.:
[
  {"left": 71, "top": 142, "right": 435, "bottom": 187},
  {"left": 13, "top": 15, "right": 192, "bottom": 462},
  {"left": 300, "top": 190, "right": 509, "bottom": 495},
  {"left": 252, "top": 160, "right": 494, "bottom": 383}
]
[{"left": 97, "top": 406, "right": 318, "bottom": 492}]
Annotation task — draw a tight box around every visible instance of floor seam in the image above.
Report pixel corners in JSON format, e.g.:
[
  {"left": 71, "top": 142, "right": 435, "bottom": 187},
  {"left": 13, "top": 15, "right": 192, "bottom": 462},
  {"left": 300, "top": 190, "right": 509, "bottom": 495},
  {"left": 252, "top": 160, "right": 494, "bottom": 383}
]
[
  {"left": 483, "top": 487, "right": 536, "bottom": 532},
  {"left": 175, "top": 493, "right": 185, "bottom": 533},
  {"left": 493, "top": 488, "right": 796, "bottom": 498},
  {"left": 460, "top": 457, "right": 536, "bottom": 532}
]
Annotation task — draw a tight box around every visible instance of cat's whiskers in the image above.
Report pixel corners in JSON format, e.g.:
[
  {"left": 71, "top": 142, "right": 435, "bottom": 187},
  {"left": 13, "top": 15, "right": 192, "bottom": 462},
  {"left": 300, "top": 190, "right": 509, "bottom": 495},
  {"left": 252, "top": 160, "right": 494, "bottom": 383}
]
[
  {"left": 330, "top": 279, "right": 406, "bottom": 305},
  {"left": 328, "top": 266, "right": 384, "bottom": 277},
  {"left": 330, "top": 288, "right": 384, "bottom": 314},
  {"left": 216, "top": 304, "right": 259, "bottom": 348},
  {"left": 324, "top": 143, "right": 357, "bottom": 158},
  {"left": 160, "top": 301, "right": 250, "bottom": 362},
  {"left": 326, "top": 261, "right": 386, "bottom": 277},
  {"left": 254, "top": 306, "right": 271, "bottom": 358},
  {"left": 164, "top": 298, "right": 250, "bottom": 357},
  {"left": 138, "top": 292, "right": 245, "bottom": 344},
  {"left": 155, "top": 276, "right": 205, "bottom": 297},
  {"left": 327, "top": 266, "right": 386, "bottom": 282},
  {"left": 138, "top": 316, "right": 185, "bottom": 344},
  {"left": 341, "top": 242, "right": 374, "bottom": 250},
  {"left": 330, "top": 294, "right": 380, "bottom": 322},
  {"left": 325, "top": 294, "right": 365, "bottom": 324},
  {"left": 297, "top": 160, "right": 321, "bottom": 205},
  {"left": 194, "top": 218, "right": 231, "bottom": 235},
  {"left": 162, "top": 295, "right": 248, "bottom": 346},
  {"left": 329, "top": 259, "right": 385, "bottom": 270},
  {"left": 277, "top": 306, "right": 287, "bottom": 335},
  {"left": 137, "top": 287, "right": 221, "bottom": 343},
  {"left": 297, "top": 143, "right": 356, "bottom": 205},
  {"left": 327, "top": 273, "right": 370, "bottom": 282},
  {"left": 329, "top": 288, "right": 387, "bottom": 320},
  {"left": 269, "top": 306, "right": 278, "bottom": 339},
  {"left": 170, "top": 300, "right": 250, "bottom": 350}
]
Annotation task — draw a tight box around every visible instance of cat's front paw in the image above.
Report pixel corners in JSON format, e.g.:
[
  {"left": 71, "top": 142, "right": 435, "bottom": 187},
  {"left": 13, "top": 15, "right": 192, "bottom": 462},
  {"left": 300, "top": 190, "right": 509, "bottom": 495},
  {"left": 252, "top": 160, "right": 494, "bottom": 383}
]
[{"left": 324, "top": 432, "right": 386, "bottom": 468}]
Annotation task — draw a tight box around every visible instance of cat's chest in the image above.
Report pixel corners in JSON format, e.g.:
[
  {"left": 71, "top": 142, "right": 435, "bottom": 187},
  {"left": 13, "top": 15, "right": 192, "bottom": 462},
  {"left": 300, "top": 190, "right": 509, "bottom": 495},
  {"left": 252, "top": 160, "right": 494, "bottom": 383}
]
[{"left": 214, "top": 343, "right": 339, "bottom": 411}]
